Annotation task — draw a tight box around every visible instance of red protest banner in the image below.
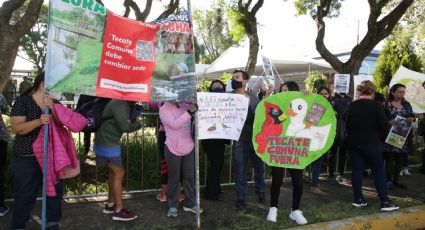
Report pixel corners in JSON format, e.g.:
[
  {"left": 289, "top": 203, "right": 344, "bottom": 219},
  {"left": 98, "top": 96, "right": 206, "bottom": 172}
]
[{"left": 96, "top": 12, "right": 159, "bottom": 101}]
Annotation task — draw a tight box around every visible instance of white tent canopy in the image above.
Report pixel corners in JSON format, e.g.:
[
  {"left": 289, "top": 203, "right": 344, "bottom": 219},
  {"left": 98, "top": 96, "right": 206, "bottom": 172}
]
[{"left": 201, "top": 39, "right": 333, "bottom": 80}]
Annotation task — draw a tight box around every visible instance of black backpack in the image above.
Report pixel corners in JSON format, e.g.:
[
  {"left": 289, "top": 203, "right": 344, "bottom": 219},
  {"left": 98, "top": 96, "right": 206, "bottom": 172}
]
[{"left": 77, "top": 97, "right": 111, "bottom": 132}]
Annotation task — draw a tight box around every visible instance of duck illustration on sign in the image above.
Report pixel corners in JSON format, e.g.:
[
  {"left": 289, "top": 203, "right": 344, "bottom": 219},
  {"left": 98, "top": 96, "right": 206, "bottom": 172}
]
[
  {"left": 253, "top": 92, "right": 336, "bottom": 169},
  {"left": 286, "top": 99, "right": 331, "bottom": 151}
]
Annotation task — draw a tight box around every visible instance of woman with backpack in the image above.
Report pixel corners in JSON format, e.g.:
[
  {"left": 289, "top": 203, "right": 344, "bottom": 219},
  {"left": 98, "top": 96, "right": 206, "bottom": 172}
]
[
  {"left": 94, "top": 99, "right": 143, "bottom": 222},
  {"left": 382, "top": 84, "right": 415, "bottom": 189}
]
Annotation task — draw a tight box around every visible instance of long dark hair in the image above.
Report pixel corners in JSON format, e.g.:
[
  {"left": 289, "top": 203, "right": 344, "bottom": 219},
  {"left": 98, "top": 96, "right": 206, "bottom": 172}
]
[
  {"left": 208, "top": 80, "right": 226, "bottom": 92},
  {"left": 387, "top": 83, "right": 406, "bottom": 102},
  {"left": 22, "top": 72, "right": 44, "bottom": 96},
  {"left": 317, "top": 86, "right": 331, "bottom": 101},
  {"left": 280, "top": 81, "right": 300, "bottom": 92}
]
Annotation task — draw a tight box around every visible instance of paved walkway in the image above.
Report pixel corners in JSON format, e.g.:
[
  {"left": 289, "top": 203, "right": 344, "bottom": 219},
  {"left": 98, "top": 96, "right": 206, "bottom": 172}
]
[{"left": 1, "top": 167, "right": 424, "bottom": 229}]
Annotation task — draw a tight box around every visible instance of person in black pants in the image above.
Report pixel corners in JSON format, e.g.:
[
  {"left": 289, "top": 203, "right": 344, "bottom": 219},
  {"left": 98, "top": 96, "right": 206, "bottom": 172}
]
[
  {"left": 0, "top": 92, "right": 10, "bottom": 216},
  {"left": 345, "top": 80, "right": 398, "bottom": 212},
  {"left": 266, "top": 81, "right": 307, "bottom": 225},
  {"left": 76, "top": 94, "right": 96, "bottom": 154},
  {"left": 382, "top": 84, "right": 415, "bottom": 189},
  {"left": 9, "top": 73, "right": 63, "bottom": 229},
  {"left": 201, "top": 80, "right": 229, "bottom": 201},
  {"left": 328, "top": 93, "right": 352, "bottom": 182}
]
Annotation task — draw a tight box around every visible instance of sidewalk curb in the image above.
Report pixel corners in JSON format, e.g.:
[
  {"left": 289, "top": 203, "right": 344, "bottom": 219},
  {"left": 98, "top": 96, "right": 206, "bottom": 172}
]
[{"left": 289, "top": 205, "right": 425, "bottom": 230}]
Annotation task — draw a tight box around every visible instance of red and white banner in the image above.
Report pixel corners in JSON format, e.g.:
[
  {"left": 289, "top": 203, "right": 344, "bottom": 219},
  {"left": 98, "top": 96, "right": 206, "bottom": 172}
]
[{"left": 96, "top": 12, "right": 159, "bottom": 101}]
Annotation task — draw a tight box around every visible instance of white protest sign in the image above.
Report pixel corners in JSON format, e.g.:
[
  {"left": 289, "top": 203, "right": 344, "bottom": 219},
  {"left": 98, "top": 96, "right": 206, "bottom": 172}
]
[
  {"left": 262, "top": 55, "right": 275, "bottom": 85},
  {"left": 197, "top": 92, "right": 249, "bottom": 140},
  {"left": 354, "top": 74, "right": 373, "bottom": 99},
  {"left": 334, "top": 74, "right": 350, "bottom": 94},
  {"left": 390, "top": 65, "right": 425, "bottom": 113}
]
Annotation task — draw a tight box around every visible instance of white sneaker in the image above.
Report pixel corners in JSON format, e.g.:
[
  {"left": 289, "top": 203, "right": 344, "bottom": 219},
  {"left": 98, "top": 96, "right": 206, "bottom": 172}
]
[
  {"left": 289, "top": 210, "right": 308, "bottom": 225},
  {"left": 402, "top": 168, "right": 411, "bottom": 176},
  {"left": 266, "top": 207, "right": 278, "bottom": 222}
]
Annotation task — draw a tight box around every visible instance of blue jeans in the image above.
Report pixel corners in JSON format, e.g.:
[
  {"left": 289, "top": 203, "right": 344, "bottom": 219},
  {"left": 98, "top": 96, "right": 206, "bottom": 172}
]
[
  {"left": 349, "top": 144, "right": 389, "bottom": 204},
  {"left": 9, "top": 154, "right": 63, "bottom": 230},
  {"left": 311, "top": 154, "right": 325, "bottom": 187},
  {"left": 232, "top": 141, "right": 265, "bottom": 201}
]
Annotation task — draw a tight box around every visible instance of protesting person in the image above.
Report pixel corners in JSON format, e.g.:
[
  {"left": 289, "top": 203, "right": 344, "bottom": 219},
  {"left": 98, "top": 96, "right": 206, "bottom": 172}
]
[
  {"left": 8, "top": 73, "right": 64, "bottom": 229},
  {"left": 76, "top": 95, "right": 96, "bottom": 154},
  {"left": 159, "top": 101, "right": 202, "bottom": 217},
  {"left": 328, "top": 92, "right": 352, "bottom": 182},
  {"left": 382, "top": 84, "right": 415, "bottom": 189},
  {"left": 345, "top": 80, "right": 398, "bottom": 211},
  {"left": 0, "top": 92, "right": 10, "bottom": 216},
  {"left": 94, "top": 99, "right": 143, "bottom": 221},
  {"left": 267, "top": 81, "right": 307, "bottom": 225},
  {"left": 148, "top": 102, "right": 185, "bottom": 203},
  {"left": 201, "top": 80, "right": 230, "bottom": 201},
  {"left": 420, "top": 81, "right": 425, "bottom": 175},
  {"left": 309, "top": 86, "right": 333, "bottom": 196},
  {"left": 231, "top": 70, "right": 267, "bottom": 209}
]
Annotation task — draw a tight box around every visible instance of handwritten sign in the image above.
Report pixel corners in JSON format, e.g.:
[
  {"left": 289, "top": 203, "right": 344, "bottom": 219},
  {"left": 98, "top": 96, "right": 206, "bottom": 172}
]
[{"left": 197, "top": 92, "right": 249, "bottom": 140}]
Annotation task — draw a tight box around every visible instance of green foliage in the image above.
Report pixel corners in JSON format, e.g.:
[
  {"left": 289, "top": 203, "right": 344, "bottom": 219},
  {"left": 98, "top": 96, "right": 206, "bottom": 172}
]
[
  {"left": 12, "top": 3, "right": 48, "bottom": 72},
  {"left": 294, "top": 0, "right": 344, "bottom": 18},
  {"left": 226, "top": 8, "right": 247, "bottom": 43},
  {"left": 197, "top": 73, "right": 233, "bottom": 92},
  {"left": 373, "top": 30, "right": 424, "bottom": 94},
  {"left": 193, "top": 0, "right": 239, "bottom": 64},
  {"left": 304, "top": 71, "right": 328, "bottom": 93},
  {"left": 79, "top": 60, "right": 99, "bottom": 75}
]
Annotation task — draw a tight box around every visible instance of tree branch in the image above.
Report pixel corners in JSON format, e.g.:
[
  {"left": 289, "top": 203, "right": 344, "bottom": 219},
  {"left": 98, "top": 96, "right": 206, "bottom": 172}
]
[
  {"left": 140, "top": 0, "right": 153, "bottom": 22},
  {"left": 377, "top": 0, "right": 414, "bottom": 37},
  {"left": 13, "top": 0, "right": 43, "bottom": 37},
  {"left": 0, "top": 0, "right": 25, "bottom": 24},
  {"left": 156, "top": 0, "right": 180, "bottom": 20},
  {"left": 251, "top": 0, "right": 264, "bottom": 15}
]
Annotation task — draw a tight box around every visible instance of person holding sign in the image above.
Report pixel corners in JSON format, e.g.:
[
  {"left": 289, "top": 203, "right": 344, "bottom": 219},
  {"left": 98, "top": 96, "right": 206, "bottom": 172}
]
[
  {"left": 382, "top": 84, "right": 415, "bottom": 189},
  {"left": 201, "top": 80, "right": 230, "bottom": 201},
  {"left": 345, "top": 81, "right": 399, "bottom": 212},
  {"left": 309, "top": 86, "right": 334, "bottom": 196},
  {"left": 8, "top": 73, "right": 63, "bottom": 230},
  {"left": 266, "top": 81, "right": 307, "bottom": 225},
  {"left": 94, "top": 100, "right": 143, "bottom": 222},
  {"left": 159, "top": 102, "right": 203, "bottom": 218},
  {"left": 231, "top": 70, "right": 269, "bottom": 209}
]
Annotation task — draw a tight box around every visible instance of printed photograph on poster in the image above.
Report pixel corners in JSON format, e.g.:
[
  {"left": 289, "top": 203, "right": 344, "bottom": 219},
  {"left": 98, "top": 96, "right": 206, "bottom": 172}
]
[
  {"left": 197, "top": 92, "right": 249, "bottom": 141},
  {"left": 354, "top": 74, "right": 373, "bottom": 99},
  {"left": 151, "top": 13, "right": 197, "bottom": 102},
  {"left": 334, "top": 74, "right": 350, "bottom": 94},
  {"left": 385, "top": 115, "right": 413, "bottom": 149}
]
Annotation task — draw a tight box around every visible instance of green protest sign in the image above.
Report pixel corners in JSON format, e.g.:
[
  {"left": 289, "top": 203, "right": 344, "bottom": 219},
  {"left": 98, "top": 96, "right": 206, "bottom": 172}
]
[{"left": 253, "top": 92, "right": 336, "bottom": 169}]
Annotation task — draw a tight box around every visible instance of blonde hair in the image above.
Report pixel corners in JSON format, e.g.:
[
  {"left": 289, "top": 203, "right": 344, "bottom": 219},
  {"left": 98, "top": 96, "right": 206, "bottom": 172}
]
[{"left": 357, "top": 80, "right": 375, "bottom": 96}]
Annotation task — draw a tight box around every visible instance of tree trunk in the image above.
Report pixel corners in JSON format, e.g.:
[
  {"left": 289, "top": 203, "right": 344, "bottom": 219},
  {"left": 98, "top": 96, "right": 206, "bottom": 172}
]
[
  {"left": 0, "top": 0, "right": 43, "bottom": 91},
  {"left": 0, "top": 31, "right": 19, "bottom": 91},
  {"left": 245, "top": 25, "right": 259, "bottom": 75}
]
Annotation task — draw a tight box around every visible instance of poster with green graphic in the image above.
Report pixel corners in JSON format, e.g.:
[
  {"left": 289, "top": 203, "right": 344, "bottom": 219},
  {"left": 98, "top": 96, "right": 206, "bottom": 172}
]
[{"left": 253, "top": 92, "right": 337, "bottom": 169}]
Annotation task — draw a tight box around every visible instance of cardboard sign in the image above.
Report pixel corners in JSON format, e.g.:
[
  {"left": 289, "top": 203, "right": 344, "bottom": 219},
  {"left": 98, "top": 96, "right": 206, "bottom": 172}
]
[
  {"left": 197, "top": 92, "right": 249, "bottom": 140},
  {"left": 253, "top": 92, "right": 336, "bottom": 169},
  {"left": 334, "top": 74, "right": 350, "bottom": 94}
]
